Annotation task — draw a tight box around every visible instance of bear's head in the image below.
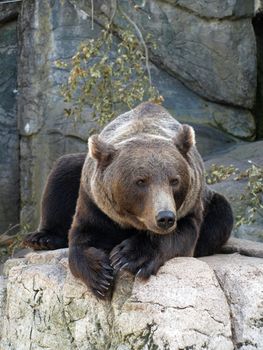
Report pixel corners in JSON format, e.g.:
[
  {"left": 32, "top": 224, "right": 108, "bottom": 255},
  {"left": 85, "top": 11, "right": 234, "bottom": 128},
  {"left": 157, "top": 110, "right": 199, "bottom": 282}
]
[{"left": 87, "top": 125, "right": 197, "bottom": 234}]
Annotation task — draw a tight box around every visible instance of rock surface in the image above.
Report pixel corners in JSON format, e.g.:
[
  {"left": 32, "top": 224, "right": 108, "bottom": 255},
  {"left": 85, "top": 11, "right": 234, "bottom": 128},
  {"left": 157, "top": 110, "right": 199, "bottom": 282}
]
[
  {"left": 222, "top": 237, "right": 263, "bottom": 258},
  {"left": 152, "top": 66, "right": 254, "bottom": 151},
  {"left": 1, "top": 242, "right": 263, "bottom": 349},
  {"left": 202, "top": 254, "right": 263, "bottom": 350},
  {"left": 87, "top": 0, "right": 256, "bottom": 108},
  {"left": 253, "top": 9, "right": 263, "bottom": 138},
  {"left": 18, "top": 0, "right": 98, "bottom": 229},
  {"left": 0, "top": 17, "right": 19, "bottom": 233},
  {"left": 163, "top": 0, "right": 254, "bottom": 18},
  {"left": 0, "top": 2, "right": 21, "bottom": 23}
]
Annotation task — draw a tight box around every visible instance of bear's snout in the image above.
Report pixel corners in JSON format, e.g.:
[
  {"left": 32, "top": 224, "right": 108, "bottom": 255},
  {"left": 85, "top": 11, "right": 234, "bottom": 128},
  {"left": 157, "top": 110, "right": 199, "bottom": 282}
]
[{"left": 156, "top": 210, "right": 176, "bottom": 230}]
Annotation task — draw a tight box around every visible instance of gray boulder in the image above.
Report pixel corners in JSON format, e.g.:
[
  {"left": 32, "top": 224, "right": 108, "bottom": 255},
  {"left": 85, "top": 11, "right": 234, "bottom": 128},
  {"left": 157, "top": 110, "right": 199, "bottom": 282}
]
[
  {"left": 202, "top": 253, "right": 263, "bottom": 350},
  {"left": 222, "top": 237, "right": 263, "bottom": 258},
  {"left": 1, "top": 243, "right": 263, "bottom": 349}
]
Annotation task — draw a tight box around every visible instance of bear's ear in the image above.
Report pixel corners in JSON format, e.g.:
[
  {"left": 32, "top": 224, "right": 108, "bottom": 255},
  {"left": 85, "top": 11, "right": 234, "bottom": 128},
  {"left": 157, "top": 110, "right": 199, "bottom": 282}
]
[
  {"left": 173, "top": 124, "right": 195, "bottom": 155},
  {"left": 88, "top": 134, "right": 116, "bottom": 166}
]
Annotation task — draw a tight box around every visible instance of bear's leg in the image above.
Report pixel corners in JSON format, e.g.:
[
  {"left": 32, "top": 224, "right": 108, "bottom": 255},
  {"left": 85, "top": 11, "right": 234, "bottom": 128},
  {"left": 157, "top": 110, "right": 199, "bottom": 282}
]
[
  {"left": 23, "top": 153, "right": 86, "bottom": 250},
  {"left": 69, "top": 243, "right": 114, "bottom": 299},
  {"left": 68, "top": 187, "right": 119, "bottom": 299},
  {"left": 194, "top": 192, "right": 233, "bottom": 257}
]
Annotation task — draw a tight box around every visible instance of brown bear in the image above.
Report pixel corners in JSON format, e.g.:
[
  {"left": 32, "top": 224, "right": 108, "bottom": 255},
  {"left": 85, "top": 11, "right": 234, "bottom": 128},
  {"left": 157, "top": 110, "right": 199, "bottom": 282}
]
[{"left": 24, "top": 102, "right": 233, "bottom": 299}]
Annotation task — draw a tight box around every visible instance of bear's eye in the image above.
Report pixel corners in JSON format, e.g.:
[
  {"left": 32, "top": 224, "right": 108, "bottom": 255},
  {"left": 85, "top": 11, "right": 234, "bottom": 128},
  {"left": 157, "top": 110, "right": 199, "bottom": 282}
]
[
  {"left": 136, "top": 179, "right": 147, "bottom": 187},
  {"left": 170, "top": 178, "right": 179, "bottom": 187}
]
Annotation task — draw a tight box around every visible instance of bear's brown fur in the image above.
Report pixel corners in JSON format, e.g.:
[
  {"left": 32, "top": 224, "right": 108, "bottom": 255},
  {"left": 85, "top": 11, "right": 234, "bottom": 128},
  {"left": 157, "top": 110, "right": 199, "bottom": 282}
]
[{"left": 24, "top": 102, "right": 233, "bottom": 299}]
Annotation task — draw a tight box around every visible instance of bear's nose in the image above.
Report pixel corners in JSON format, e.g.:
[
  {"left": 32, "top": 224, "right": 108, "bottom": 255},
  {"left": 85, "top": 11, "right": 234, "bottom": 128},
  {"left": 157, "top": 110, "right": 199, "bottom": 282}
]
[{"left": 156, "top": 211, "right": 176, "bottom": 230}]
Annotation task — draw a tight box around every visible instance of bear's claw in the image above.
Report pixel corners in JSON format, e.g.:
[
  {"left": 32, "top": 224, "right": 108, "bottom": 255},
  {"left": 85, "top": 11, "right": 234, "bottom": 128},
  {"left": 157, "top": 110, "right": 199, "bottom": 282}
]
[
  {"left": 23, "top": 231, "right": 67, "bottom": 250},
  {"left": 119, "top": 262, "right": 129, "bottom": 271},
  {"left": 111, "top": 258, "right": 125, "bottom": 270},
  {"left": 92, "top": 268, "right": 114, "bottom": 299},
  {"left": 69, "top": 246, "right": 115, "bottom": 300},
  {"left": 110, "top": 238, "right": 150, "bottom": 276},
  {"left": 96, "top": 290, "right": 105, "bottom": 297},
  {"left": 136, "top": 268, "right": 142, "bottom": 277},
  {"left": 110, "top": 237, "right": 164, "bottom": 280}
]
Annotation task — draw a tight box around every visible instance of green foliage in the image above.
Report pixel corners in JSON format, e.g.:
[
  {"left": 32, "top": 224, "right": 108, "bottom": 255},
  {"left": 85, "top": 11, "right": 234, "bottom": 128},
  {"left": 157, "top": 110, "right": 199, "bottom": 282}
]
[
  {"left": 205, "top": 164, "right": 237, "bottom": 184},
  {"left": 56, "top": 25, "right": 162, "bottom": 128},
  {"left": 206, "top": 162, "right": 263, "bottom": 227},
  {"left": 235, "top": 163, "right": 263, "bottom": 227}
]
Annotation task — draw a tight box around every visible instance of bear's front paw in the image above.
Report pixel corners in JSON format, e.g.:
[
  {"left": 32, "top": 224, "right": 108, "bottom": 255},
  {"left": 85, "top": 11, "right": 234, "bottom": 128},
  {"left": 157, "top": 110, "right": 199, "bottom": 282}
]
[
  {"left": 88, "top": 259, "right": 114, "bottom": 300},
  {"left": 110, "top": 238, "right": 163, "bottom": 280},
  {"left": 69, "top": 246, "right": 114, "bottom": 300},
  {"left": 23, "top": 231, "right": 67, "bottom": 250}
]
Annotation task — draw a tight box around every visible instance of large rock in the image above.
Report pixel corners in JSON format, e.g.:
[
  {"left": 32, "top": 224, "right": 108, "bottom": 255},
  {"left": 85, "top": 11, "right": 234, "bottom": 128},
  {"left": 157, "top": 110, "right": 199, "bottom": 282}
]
[
  {"left": 0, "top": 276, "right": 6, "bottom": 341},
  {"left": 0, "top": 17, "right": 19, "bottom": 234},
  {"left": 1, "top": 245, "right": 263, "bottom": 349},
  {"left": 110, "top": 258, "right": 232, "bottom": 350},
  {"left": 202, "top": 254, "right": 263, "bottom": 350},
  {"left": 222, "top": 237, "right": 263, "bottom": 258},
  {"left": 86, "top": 0, "right": 256, "bottom": 108},
  {"left": 1, "top": 250, "right": 232, "bottom": 349}
]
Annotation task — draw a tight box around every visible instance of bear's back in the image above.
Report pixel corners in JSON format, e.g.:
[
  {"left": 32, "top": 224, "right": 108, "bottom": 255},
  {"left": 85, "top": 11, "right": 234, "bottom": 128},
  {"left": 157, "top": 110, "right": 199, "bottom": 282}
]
[{"left": 100, "top": 102, "right": 181, "bottom": 145}]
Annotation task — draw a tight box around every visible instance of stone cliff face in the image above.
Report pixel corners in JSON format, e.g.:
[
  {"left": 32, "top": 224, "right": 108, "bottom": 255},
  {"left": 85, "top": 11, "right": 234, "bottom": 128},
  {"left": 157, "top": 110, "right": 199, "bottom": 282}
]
[
  {"left": 0, "top": 3, "right": 20, "bottom": 234},
  {"left": 0, "top": 238, "right": 263, "bottom": 350},
  {"left": 0, "top": 0, "right": 261, "bottom": 236},
  {"left": 253, "top": 7, "right": 263, "bottom": 138},
  {"left": 90, "top": 0, "right": 256, "bottom": 108},
  {"left": 17, "top": 0, "right": 98, "bottom": 229}
]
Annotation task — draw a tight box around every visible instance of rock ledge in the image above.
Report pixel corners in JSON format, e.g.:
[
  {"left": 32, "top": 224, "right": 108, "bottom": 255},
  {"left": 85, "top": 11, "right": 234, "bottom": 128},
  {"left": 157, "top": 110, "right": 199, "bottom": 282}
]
[{"left": 0, "top": 240, "right": 263, "bottom": 349}]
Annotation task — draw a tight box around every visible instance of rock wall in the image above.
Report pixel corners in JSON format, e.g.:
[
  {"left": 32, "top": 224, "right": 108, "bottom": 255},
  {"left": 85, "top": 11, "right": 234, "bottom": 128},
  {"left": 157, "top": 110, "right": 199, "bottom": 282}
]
[
  {"left": 0, "top": 0, "right": 261, "bottom": 234},
  {"left": 253, "top": 8, "right": 263, "bottom": 138},
  {"left": 0, "top": 3, "right": 20, "bottom": 234},
  {"left": 17, "top": 0, "right": 98, "bottom": 229},
  {"left": 89, "top": 0, "right": 256, "bottom": 108},
  {"left": 0, "top": 239, "right": 263, "bottom": 349}
]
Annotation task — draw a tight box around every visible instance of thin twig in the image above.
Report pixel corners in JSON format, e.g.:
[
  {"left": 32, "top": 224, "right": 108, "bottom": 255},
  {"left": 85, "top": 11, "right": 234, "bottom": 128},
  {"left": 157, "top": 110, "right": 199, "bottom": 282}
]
[
  {"left": 0, "top": 223, "right": 21, "bottom": 245},
  {"left": 117, "top": 2, "right": 152, "bottom": 85},
  {"left": 109, "top": 0, "right": 117, "bottom": 28},
  {"left": 91, "top": 0, "right": 94, "bottom": 30}
]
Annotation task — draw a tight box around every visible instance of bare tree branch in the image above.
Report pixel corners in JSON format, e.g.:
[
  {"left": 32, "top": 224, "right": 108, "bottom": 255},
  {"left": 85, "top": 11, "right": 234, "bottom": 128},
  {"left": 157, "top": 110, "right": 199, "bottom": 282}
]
[{"left": 117, "top": 2, "right": 152, "bottom": 85}]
